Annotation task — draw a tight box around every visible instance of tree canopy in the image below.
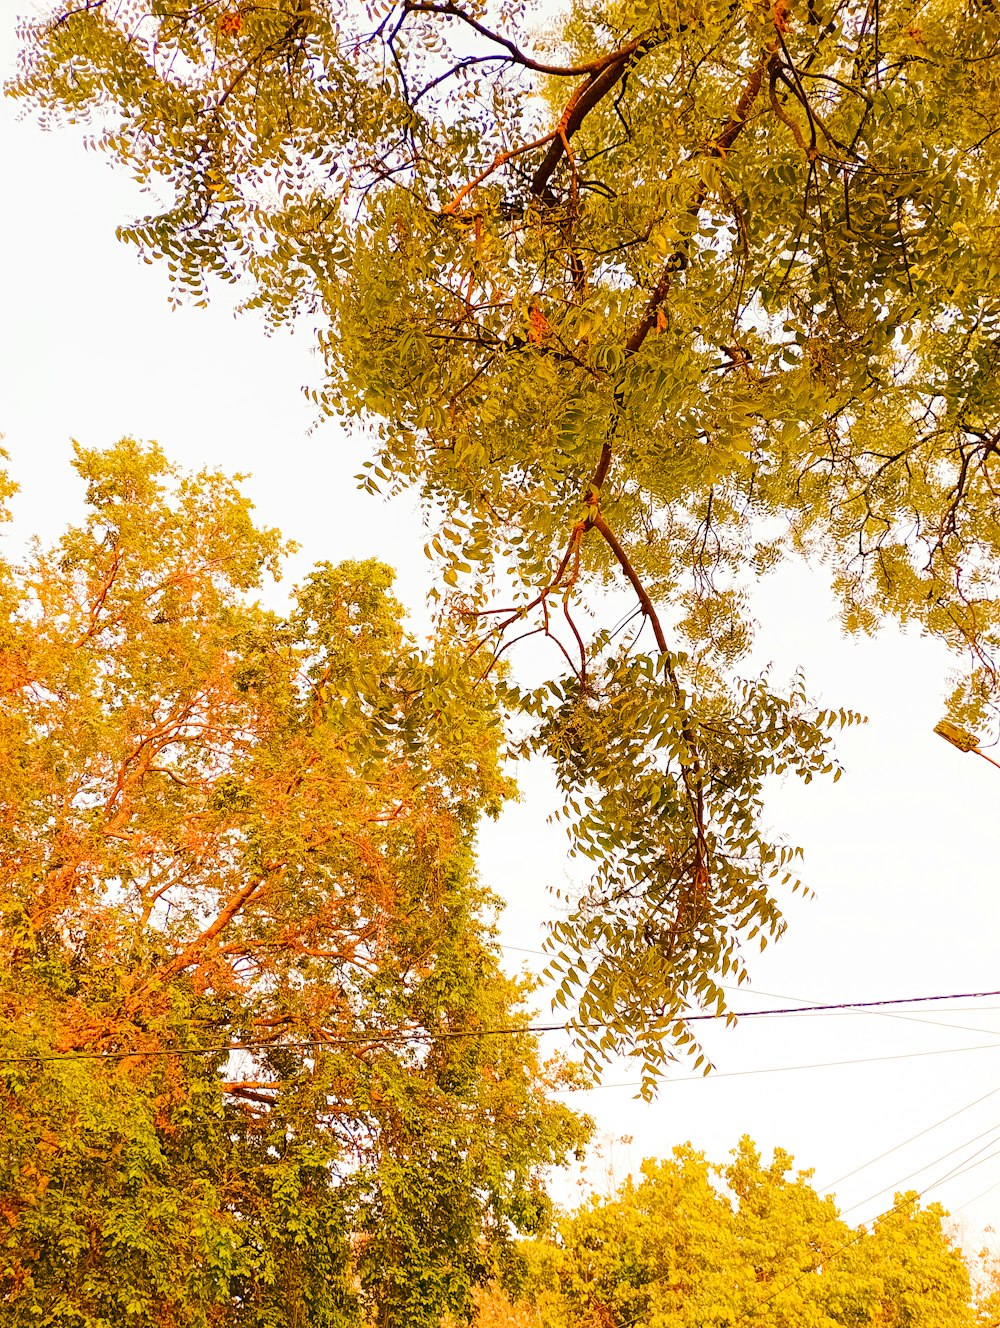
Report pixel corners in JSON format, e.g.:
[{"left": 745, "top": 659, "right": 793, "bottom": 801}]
[
  {"left": 480, "top": 1138, "right": 979, "bottom": 1328},
  {"left": 0, "top": 440, "right": 588, "bottom": 1326},
  {"left": 11, "top": 0, "right": 1000, "bottom": 1075}
]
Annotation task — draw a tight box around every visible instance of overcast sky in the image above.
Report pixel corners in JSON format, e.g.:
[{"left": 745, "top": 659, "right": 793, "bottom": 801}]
[{"left": 4, "top": 10, "right": 1000, "bottom": 1252}]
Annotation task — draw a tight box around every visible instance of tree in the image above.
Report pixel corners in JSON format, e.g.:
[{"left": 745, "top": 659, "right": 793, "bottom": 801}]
[
  {"left": 0, "top": 440, "right": 589, "bottom": 1326},
  {"left": 11, "top": 0, "right": 999, "bottom": 1077},
  {"left": 504, "top": 1138, "right": 977, "bottom": 1328}
]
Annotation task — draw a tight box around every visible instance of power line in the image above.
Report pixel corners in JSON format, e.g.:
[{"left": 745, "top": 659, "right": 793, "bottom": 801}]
[
  {"left": 953, "top": 1172, "right": 1000, "bottom": 1213},
  {"left": 563, "top": 1040, "right": 1000, "bottom": 1092},
  {"left": 821, "top": 1081, "right": 1000, "bottom": 1190},
  {"left": 504, "top": 947, "right": 1000, "bottom": 1029},
  {"left": 0, "top": 1024, "right": 550, "bottom": 1067},
  {"left": 928, "top": 1137, "right": 1000, "bottom": 1194},
  {"left": 501, "top": 951, "right": 1000, "bottom": 1037},
  {"left": 841, "top": 1117, "right": 1000, "bottom": 1215},
  {"left": 727, "top": 982, "right": 1000, "bottom": 1039},
  {"left": 750, "top": 1107, "right": 1000, "bottom": 1317},
  {"left": 5, "top": 989, "right": 1000, "bottom": 1068},
  {"left": 595, "top": 1090, "right": 1000, "bottom": 1328}
]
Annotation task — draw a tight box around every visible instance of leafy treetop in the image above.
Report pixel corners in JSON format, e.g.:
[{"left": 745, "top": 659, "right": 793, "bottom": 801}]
[
  {"left": 489, "top": 1137, "right": 978, "bottom": 1328},
  {"left": 10, "top": 0, "right": 997, "bottom": 1078}
]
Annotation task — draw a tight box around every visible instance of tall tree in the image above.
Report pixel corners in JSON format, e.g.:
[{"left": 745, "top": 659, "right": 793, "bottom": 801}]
[
  {"left": 506, "top": 1138, "right": 977, "bottom": 1328},
  {"left": 0, "top": 440, "right": 588, "bottom": 1326},
  {"left": 11, "top": 0, "right": 996, "bottom": 1076}
]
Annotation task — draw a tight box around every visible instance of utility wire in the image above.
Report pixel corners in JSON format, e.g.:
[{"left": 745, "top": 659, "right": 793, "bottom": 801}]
[
  {"left": 5, "top": 987, "right": 1000, "bottom": 1067},
  {"left": 728, "top": 982, "right": 1000, "bottom": 1038},
  {"left": 927, "top": 1138, "right": 1000, "bottom": 1194},
  {"left": 618, "top": 1137, "right": 1000, "bottom": 1328},
  {"left": 840, "top": 1117, "right": 1000, "bottom": 1214},
  {"left": 500, "top": 952, "right": 1000, "bottom": 1038},
  {"left": 563, "top": 1040, "right": 1000, "bottom": 1092},
  {"left": 953, "top": 1172, "right": 1000, "bottom": 1213},
  {"left": 747, "top": 1108, "right": 1000, "bottom": 1318},
  {"left": 603, "top": 1093, "right": 1000, "bottom": 1328},
  {"left": 822, "top": 1080, "right": 1000, "bottom": 1190}
]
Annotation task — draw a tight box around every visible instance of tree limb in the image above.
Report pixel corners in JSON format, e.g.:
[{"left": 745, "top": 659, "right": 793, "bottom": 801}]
[{"left": 402, "top": 2, "right": 650, "bottom": 78}]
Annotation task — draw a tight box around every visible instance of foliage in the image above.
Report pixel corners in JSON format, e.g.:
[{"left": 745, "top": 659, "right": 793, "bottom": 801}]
[
  {"left": 974, "top": 1249, "right": 1000, "bottom": 1328},
  {"left": 0, "top": 440, "right": 589, "bottom": 1326},
  {"left": 12, "top": 0, "right": 1000, "bottom": 1074},
  {"left": 499, "top": 1138, "right": 977, "bottom": 1328}
]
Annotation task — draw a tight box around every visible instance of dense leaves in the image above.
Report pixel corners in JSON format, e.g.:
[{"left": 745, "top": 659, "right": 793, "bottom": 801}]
[
  {"left": 490, "top": 1139, "right": 978, "bottom": 1328},
  {"left": 12, "top": 0, "right": 1000, "bottom": 1070},
  {"left": 0, "top": 441, "right": 589, "bottom": 1326}
]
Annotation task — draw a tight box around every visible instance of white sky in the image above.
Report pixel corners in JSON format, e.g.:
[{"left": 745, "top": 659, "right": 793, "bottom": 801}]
[{"left": 3, "top": 10, "right": 1000, "bottom": 1257}]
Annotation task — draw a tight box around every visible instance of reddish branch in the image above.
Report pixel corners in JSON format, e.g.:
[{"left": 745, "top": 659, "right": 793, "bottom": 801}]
[
  {"left": 467, "top": 519, "right": 588, "bottom": 678},
  {"left": 443, "top": 132, "right": 558, "bottom": 215},
  {"left": 546, "top": 42, "right": 782, "bottom": 890},
  {"left": 587, "top": 508, "right": 708, "bottom": 891},
  {"left": 129, "top": 866, "right": 282, "bottom": 1004},
  {"left": 402, "top": 2, "right": 651, "bottom": 79},
  {"left": 620, "top": 42, "right": 780, "bottom": 368},
  {"left": 447, "top": 29, "right": 786, "bottom": 894},
  {"left": 582, "top": 40, "right": 779, "bottom": 567},
  {"left": 74, "top": 542, "right": 124, "bottom": 647},
  {"left": 587, "top": 512, "right": 667, "bottom": 654},
  {"left": 529, "top": 37, "right": 662, "bottom": 199}
]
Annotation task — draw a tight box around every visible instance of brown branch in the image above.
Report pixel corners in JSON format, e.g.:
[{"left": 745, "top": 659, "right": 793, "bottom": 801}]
[
  {"left": 137, "top": 865, "right": 283, "bottom": 994},
  {"left": 621, "top": 43, "right": 780, "bottom": 368},
  {"left": 44, "top": 0, "right": 106, "bottom": 34},
  {"left": 581, "top": 41, "right": 781, "bottom": 513},
  {"left": 770, "top": 64, "right": 812, "bottom": 157},
  {"left": 587, "top": 512, "right": 667, "bottom": 654},
  {"left": 716, "top": 42, "right": 779, "bottom": 156},
  {"left": 588, "top": 509, "right": 708, "bottom": 887},
  {"left": 530, "top": 41, "right": 660, "bottom": 200},
  {"left": 74, "top": 542, "right": 124, "bottom": 647},
  {"left": 624, "top": 263, "right": 677, "bottom": 359},
  {"left": 224, "top": 1082, "right": 279, "bottom": 1105},
  {"left": 442, "top": 132, "right": 557, "bottom": 215},
  {"left": 402, "top": 2, "right": 649, "bottom": 78}
]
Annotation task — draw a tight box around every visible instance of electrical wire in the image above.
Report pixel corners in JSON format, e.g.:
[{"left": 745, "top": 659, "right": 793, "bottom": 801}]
[
  {"left": 821, "top": 1080, "right": 1000, "bottom": 1189},
  {"left": 596, "top": 1094, "right": 1000, "bottom": 1328},
  {"left": 926, "top": 1138, "right": 1000, "bottom": 1194},
  {"left": 500, "top": 951, "right": 1000, "bottom": 1039},
  {"left": 3, "top": 985, "right": 1000, "bottom": 1067},
  {"left": 725, "top": 982, "right": 1000, "bottom": 1038},
  {"left": 746, "top": 1108, "right": 1000, "bottom": 1318},
  {"left": 840, "top": 1117, "right": 1000, "bottom": 1214},
  {"left": 562, "top": 1040, "right": 1000, "bottom": 1092},
  {"left": 953, "top": 1172, "right": 1000, "bottom": 1213}
]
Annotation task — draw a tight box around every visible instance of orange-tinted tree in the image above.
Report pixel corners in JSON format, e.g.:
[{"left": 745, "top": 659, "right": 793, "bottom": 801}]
[{"left": 0, "top": 440, "right": 588, "bottom": 1326}]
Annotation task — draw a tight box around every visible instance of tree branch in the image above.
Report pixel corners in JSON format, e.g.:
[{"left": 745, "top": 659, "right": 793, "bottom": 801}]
[
  {"left": 587, "top": 511, "right": 667, "bottom": 654},
  {"left": 443, "top": 132, "right": 557, "bottom": 215},
  {"left": 402, "top": 2, "right": 649, "bottom": 78},
  {"left": 530, "top": 40, "right": 661, "bottom": 200}
]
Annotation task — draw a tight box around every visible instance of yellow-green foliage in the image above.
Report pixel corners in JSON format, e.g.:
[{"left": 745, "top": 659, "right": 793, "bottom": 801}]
[
  {"left": 502, "top": 1139, "right": 977, "bottom": 1328},
  {"left": 12, "top": 0, "right": 1000, "bottom": 1075}
]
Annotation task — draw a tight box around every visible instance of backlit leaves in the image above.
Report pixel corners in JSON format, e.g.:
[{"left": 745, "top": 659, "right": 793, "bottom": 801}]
[{"left": 11, "top": 0, "right": 1000, "bottom": 1067}]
